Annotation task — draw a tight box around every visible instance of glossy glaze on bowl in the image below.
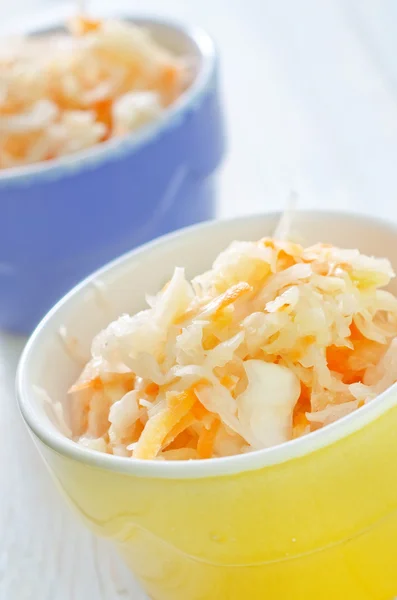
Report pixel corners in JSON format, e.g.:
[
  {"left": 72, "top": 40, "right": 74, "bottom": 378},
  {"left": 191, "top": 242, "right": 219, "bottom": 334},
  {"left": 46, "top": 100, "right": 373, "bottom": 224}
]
[
  {"left": 17, "top": 211, "right": 397, "bottom": 600},
  {"left": 0, "top": 17, "right": 225, "bottom": 333}
]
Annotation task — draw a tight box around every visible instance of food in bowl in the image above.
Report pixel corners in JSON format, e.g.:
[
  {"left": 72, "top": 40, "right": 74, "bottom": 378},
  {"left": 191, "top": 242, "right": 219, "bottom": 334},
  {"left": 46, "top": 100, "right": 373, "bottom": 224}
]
[
  {"left": 66, "top": 234, "right": 397, "bottom": 460},
  {"left": 0, "top": 16, "right": 187, "bottom": 168}
]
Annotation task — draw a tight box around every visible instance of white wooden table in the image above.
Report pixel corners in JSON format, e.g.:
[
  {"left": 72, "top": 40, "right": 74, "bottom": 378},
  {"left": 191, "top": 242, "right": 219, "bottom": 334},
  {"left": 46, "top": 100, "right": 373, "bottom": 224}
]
[{"left": 2, "top": 1, "right": 397, "bottom": 598}]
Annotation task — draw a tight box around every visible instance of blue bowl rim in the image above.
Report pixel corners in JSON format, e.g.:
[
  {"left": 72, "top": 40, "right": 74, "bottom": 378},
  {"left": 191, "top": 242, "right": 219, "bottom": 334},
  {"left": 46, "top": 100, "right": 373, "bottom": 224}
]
[{"left": 0, "top": 15, "right": 217, "bottom": 187}]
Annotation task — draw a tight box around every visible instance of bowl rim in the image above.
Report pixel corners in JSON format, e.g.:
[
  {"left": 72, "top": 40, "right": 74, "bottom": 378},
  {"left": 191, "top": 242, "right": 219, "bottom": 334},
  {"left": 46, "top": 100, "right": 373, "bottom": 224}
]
[
  {"left": 16, "top": 210, "right": 397, "bottom": 479},
  {"left": 0, "top": 15, "right": 217, "bottom": 186}
]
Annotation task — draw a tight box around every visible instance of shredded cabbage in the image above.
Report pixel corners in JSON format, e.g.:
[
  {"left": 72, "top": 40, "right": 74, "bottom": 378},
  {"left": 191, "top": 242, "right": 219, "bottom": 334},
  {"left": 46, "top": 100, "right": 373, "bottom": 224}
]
[
  {"left": 67, "top": 235, "right": 397, "bottom": 459},
  {"left": 0, "top": 16, "right": 187, "bottom": 169}
]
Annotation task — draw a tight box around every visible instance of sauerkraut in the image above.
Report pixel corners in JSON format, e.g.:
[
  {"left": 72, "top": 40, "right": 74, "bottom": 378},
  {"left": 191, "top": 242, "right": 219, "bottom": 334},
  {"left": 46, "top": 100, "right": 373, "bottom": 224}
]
[
  {"left": 68, "top": 237, "right": 397, "bottom": 460},
  {"left": 0, "top": 16, "right": 187, "bottom": 169}
]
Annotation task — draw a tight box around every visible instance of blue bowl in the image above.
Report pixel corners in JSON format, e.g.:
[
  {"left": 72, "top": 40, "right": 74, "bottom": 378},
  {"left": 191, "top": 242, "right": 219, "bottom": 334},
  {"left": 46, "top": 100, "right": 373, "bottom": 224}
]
[{"left": 0, "top": 16, "right": 225, "bottom": 333}]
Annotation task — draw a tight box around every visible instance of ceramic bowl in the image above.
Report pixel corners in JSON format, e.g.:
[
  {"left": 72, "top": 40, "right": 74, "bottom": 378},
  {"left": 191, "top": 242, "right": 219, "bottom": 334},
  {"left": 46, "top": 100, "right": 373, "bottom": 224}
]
[
  {"left": 17, "top": 211, "right": 397, "bottom": 600},
  {"left": 0, "top": 16, "right": 224, "bottom": 332}
]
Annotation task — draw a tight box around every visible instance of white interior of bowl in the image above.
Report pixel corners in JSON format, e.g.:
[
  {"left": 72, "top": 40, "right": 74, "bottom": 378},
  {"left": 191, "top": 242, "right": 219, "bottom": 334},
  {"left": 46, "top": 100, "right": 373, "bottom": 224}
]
[
  {"left": 0, "top": 16, "right": 216, "bottom": 181},
  {"left": 17, "top": 211, "right": 397, "bottom": 478}
]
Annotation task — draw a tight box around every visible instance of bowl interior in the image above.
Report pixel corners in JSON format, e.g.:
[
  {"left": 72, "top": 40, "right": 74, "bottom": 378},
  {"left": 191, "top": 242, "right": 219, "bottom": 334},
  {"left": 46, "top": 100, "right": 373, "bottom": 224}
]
[{"left": 18, "top": 211, "right": 397, "bottom": 464}]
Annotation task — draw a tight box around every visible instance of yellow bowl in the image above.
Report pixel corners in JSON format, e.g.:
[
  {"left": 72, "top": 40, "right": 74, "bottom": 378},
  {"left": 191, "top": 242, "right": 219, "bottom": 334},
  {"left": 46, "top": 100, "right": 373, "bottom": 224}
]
[{"left": 17, "top": 211, "right": 397, "bottom": 600}]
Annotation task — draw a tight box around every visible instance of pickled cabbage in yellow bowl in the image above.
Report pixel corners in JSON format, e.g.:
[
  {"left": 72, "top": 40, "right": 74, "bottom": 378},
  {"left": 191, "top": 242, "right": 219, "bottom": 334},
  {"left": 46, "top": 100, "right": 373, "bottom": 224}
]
[{"left": 17, "top": 211, "right": 397, "bottom": 600}]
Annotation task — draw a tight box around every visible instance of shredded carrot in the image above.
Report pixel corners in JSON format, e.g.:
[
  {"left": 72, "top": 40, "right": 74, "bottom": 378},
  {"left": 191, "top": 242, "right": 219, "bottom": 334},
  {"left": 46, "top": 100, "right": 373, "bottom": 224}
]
[
  {"left": 202, "top": 333, "right": 220, "bottom": 351},
  {"left": 350, "top": 321, "right": 366, "bottom": 341},
  {"left": 326, "top": 338, "right": 384, "bottom": 383},
  {"left": 186, "top": 427, "right": 200, "bottom": 448},
  {"left": 162, "top": 411, "right": 195, "bottom": 449},
  {"left": 220, "top": 374, "right": 237, "bottom": 391},
  {"left": 69, "top": 372, "right": 134, "bottom": 396},
  {"left": 197, "top": 419, "right": 220, "bottom": 459},
  {"left": 72, "top": 16, "right": 101, "bottom": 35},
  {"left": 212, "top": 282, "right": 253, "bottom": 317},
  {"left": 179, "top": 282, "right": 252, "bottom": 329},
  {"left": 293, "top": 383, "right": 311, "bottom": 427},
  {"left": 212, "top": 308, "right": 235, "bottom": 328},
  {"left": 133, "top": 388, "right": 197, "bottom": 459},
  {"left": 139, "top": 411, "right": 149, "bottom": 426},
  {"left": 297, "top": 383, "right": 311, "bottom": 408},
  {"left": 145, "top": 382, "right": 160, "bottom": 396},
  {"left": 279, "top": 241, "right": 305, "bottom": 256},
  {"left": 261, "top": 239, "right": 276, "bottom": 250},
  {"left": 191, "top": 401, "right": 211, "bottom": 420},
  {"left": 3, "top": 133, "right": 40, "bottom": 159},
  {"left": 276, "top": 250, "right": 297, "bottom": 271},
  {"left": 162, "top": 396, "right": 215, "bottom": 449},
  {"left": 326, "top": 344, "right": 352, "bottom": 373},
  {"left": 157, "top": 64, "right": 180, "bottom": 105},
  {"left": 285, "top": 336, "right": 316, "bottom": 362},
  {"left": 164, "top": 429, "right": 193, "bottom": 451},
  {"left": 176, "top": 282, "right": 253, "bottom": 326},
  {"left": 293, "top": 411, "right": 310, "bottom": 428},
  {"left": 93, "top": 99, "right": 112, "bottom": 138},
  {"left": 68, "top": 376, "right": 103, "bottom": 394},
  {"left": 132, "top": 419, "right": 145, "bottom": 441}
]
